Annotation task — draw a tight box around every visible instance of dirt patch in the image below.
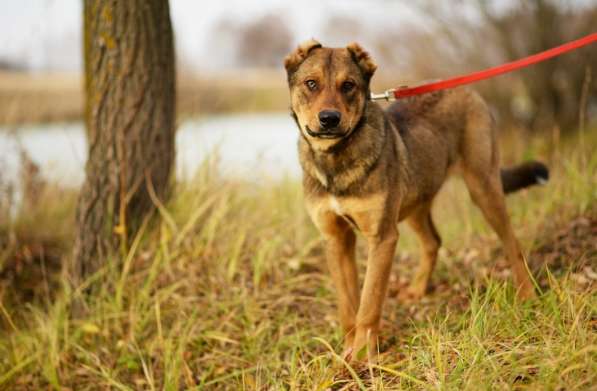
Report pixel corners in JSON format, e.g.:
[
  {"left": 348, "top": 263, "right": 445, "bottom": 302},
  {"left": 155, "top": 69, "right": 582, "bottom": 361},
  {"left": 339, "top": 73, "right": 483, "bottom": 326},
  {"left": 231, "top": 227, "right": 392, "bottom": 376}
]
[
  {"left": 384, "top": 208, "right": 597, "bottom": 326},
  {"left": 530, "top": 211, "right": 597, "bottom": 287}
]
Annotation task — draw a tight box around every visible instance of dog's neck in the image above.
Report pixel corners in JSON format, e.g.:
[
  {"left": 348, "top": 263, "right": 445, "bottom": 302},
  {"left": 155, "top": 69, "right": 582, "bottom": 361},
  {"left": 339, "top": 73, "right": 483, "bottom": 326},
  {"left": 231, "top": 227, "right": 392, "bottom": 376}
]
[{"left": 298, "top": 101, "right": 387, "bottom": 195}]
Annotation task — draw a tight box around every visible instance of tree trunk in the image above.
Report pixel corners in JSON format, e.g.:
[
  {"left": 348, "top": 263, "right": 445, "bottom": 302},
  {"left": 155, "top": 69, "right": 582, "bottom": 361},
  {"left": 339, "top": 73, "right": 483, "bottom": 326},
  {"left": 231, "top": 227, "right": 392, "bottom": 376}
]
[{"left": 71, "top": 0, "right": 175, "bottom": 285}]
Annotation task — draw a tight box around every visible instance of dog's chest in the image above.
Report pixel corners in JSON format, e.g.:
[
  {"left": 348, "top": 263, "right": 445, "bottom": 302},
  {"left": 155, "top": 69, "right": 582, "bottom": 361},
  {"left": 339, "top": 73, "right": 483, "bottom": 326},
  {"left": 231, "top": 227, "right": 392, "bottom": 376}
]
[
  {"left": 328, "top": 196, "right": 359, "bottom": 229},
  {"left": 319, "top": 193, "right": 389, "bottom": 235},
  {"left": 329, "top": 196, "right": 343, "bottom": 215}
]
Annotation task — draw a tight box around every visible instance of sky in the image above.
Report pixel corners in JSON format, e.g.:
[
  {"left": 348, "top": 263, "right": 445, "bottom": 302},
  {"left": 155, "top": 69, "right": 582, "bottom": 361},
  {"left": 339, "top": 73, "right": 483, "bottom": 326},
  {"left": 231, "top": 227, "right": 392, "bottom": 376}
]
[
  {"left": 1, "top": 0, "right": 594, "bottom": 73},
  {"left": 0, "top": 0, "right": 423, "bottom": 72}
]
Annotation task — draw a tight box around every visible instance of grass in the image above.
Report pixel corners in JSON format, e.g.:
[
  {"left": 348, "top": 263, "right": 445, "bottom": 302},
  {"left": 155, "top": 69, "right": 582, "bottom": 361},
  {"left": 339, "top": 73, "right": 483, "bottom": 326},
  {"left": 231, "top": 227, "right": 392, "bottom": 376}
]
[{"left": 0, "top": 130, "right": 595, "bottom": 390}]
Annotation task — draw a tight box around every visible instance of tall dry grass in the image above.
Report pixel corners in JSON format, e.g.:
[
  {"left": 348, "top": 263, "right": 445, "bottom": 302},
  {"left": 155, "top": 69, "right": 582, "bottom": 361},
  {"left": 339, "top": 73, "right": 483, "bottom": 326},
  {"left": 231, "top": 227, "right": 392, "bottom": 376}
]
[{"left": 0, "top": 125, "right": 595, "bottom": 389}]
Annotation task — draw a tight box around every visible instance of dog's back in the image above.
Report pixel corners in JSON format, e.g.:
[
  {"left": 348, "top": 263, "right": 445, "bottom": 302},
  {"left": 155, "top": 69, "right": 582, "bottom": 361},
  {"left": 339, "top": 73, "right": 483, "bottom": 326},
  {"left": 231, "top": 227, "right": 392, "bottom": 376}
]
[
  {"left": 386, "top": 88, "right": 548, "bottom": 196},
  {"left": 386, "top": 88, "right": 488, "bottom": 167}
]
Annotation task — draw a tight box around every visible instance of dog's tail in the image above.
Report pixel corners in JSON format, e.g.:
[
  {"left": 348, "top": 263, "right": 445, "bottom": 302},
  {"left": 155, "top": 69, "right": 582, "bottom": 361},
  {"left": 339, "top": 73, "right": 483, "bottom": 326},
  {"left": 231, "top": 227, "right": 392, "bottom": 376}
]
[{"left": 501, "top": 161, "right": 549, "bottom": 194}]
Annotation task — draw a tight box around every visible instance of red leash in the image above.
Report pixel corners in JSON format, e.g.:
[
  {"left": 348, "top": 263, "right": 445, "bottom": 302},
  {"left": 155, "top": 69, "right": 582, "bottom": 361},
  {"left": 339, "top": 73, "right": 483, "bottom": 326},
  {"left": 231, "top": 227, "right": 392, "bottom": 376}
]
[{"left": 370, "top": 32, "right": 597, "bottom": 101}]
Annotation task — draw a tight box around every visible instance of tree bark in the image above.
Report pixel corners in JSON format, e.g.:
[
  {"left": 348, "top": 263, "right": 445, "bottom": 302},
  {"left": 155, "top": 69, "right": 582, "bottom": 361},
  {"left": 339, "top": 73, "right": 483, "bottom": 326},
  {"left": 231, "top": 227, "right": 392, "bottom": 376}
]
[{"left": 71, "top": 0, "right": 175, "bottom": 285}]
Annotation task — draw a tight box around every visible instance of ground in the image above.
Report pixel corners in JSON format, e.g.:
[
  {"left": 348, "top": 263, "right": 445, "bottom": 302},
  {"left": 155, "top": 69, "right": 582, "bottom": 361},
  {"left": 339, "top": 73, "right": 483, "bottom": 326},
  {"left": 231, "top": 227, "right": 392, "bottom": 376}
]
[{"left": 0, "top": 131, "right": 595, "bottom": 390}]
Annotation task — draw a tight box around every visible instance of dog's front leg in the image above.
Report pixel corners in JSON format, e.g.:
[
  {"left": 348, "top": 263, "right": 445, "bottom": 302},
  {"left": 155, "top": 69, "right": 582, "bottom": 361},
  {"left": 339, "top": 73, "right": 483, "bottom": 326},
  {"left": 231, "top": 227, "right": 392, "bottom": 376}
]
[
  {"left": 316, "top": 213, "right": 360, "bottom": 350},
  {"left": 348, "top": 227, "right": 398, "bottom": 362}
]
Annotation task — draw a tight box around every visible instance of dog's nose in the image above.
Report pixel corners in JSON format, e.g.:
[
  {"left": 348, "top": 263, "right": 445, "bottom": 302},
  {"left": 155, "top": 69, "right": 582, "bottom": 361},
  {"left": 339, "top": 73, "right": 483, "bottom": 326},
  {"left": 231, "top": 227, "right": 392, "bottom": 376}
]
[{"left": 318, "top": 110, "right": 341, "bottom": 129}]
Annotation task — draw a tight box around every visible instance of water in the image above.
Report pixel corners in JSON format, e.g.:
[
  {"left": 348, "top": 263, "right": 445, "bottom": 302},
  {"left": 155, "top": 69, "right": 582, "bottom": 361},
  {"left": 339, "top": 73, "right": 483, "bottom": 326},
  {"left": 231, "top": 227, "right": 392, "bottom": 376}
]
[{"left": 0, "top": 112, "right": 302, "bottom": 187}]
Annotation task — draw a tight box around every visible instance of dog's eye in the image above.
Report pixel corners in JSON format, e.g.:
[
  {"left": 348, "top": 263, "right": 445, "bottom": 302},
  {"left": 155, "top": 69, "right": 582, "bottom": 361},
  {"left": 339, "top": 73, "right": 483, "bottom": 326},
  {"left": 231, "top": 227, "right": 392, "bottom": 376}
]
[
  {"left": 341, "top": 81, "right": 355, "bottom": 93},
  {"left": 305, "top": 80, "right": 317, "bottom": 91}
]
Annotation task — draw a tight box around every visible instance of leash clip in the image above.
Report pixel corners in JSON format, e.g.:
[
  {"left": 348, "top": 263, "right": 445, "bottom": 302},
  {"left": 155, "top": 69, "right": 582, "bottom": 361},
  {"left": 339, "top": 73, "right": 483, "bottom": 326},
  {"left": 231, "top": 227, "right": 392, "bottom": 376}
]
[{"left": 370, "top": 89, "right": 396, "bottom": 101}]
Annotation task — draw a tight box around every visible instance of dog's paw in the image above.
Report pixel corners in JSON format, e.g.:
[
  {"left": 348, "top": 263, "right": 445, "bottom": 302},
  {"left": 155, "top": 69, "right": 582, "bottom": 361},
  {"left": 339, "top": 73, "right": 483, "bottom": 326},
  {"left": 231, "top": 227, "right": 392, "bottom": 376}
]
[
  {"left": 346, "top": 326, "right": 380, "bottom": 364},
  {"left": 397, "top": 284, "right": 427, "bottom": 303},
  {"left": 342, "top": 346, "right": 354, "bottom": 363},
  {"left": 516, "top": 282, "right": 537, "bottom": 301}
]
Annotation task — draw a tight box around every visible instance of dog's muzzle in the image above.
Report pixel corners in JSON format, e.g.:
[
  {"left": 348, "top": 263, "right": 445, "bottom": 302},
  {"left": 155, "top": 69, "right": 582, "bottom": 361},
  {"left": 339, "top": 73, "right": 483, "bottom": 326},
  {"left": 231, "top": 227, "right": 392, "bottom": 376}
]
[{"left": 305, "top": 126, "right": 347, "bottom": 139}]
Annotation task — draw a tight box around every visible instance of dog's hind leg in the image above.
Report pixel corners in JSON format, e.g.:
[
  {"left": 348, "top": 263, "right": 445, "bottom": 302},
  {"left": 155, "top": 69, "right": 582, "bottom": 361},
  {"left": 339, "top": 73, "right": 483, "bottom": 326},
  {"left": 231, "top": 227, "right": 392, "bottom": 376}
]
[
  {"left": 462, "top": 169, "right": 536, "bottom": 299},
  {"left": 460, "top": 92, "right": 535, "bottom": 299},
  {"left": 400, "top": 202, "right": 441, "bottom": 302}
]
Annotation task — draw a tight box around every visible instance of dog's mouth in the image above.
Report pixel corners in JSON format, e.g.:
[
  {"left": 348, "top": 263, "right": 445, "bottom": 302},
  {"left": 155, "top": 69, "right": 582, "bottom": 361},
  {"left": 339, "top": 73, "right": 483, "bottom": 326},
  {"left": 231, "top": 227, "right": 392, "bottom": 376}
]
[{"left": 305, "top": 126, "right": 348, "bottom": 139}]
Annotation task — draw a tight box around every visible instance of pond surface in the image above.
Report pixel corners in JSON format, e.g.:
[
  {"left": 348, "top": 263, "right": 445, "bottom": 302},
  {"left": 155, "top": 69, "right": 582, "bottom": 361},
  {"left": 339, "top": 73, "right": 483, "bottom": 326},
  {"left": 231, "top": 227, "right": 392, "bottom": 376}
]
[{"left": 0, "top": 112, "right": 302, "bottom": 187}]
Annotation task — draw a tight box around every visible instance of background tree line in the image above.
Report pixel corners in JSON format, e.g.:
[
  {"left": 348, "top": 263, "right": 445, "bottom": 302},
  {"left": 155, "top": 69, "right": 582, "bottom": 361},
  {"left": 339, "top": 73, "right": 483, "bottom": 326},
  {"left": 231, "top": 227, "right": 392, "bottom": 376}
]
[{"left": 220, "top": 0, "right": 596, "bottom": 133}]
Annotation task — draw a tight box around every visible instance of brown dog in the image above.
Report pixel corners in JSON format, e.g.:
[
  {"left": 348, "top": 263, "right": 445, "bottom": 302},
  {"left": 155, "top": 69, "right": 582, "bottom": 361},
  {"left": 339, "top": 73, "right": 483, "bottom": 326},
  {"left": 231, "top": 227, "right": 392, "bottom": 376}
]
[{"left": 284, "top": 40, "right": 548, "bottom": 361}]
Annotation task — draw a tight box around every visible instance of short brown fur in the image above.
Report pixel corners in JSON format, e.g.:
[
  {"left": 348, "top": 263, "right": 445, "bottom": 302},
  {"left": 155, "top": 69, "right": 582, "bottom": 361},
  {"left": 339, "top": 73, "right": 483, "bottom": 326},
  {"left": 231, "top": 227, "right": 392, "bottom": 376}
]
[{"left": 285, "top": 40, "right": 542, "bottom": 362}]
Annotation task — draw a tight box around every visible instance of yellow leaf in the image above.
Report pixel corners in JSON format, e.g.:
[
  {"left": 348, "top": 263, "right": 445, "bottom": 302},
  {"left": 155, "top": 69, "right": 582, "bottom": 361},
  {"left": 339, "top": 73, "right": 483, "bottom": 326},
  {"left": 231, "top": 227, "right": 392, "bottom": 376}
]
[{"left": 81, "top": 322, "right": 100, "bottom": 335}]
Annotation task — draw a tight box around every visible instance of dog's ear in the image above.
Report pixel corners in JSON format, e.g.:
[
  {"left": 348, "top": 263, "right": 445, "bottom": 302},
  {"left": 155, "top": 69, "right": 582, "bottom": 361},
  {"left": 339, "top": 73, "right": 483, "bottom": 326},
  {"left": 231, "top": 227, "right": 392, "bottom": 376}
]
[
  {"left": 284, "top": 39, "right": 322, "bottom": 76},
  {"left": 347, "top": 42, "right": 377, "bottom": 81}
]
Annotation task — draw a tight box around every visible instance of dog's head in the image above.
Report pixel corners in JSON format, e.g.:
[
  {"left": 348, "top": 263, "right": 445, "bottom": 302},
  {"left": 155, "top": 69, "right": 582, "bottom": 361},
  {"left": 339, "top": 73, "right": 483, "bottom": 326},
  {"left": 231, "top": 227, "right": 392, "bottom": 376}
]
[{"left": 284, "top": 39, "right": 377, "bottom": 151}]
